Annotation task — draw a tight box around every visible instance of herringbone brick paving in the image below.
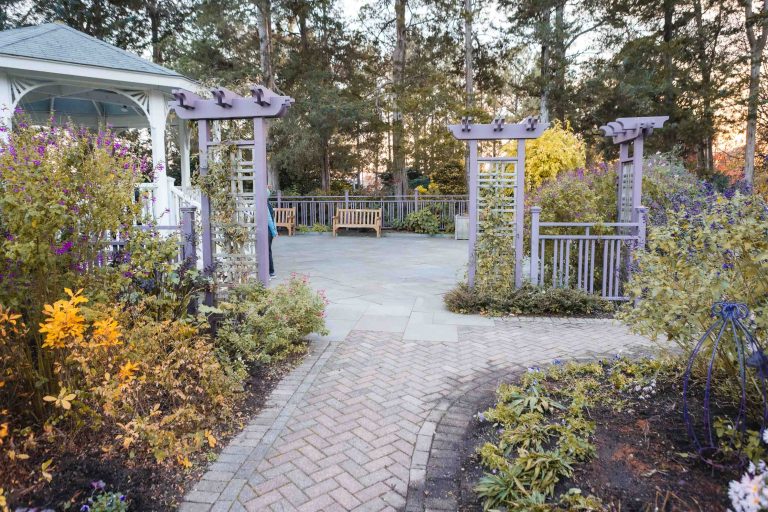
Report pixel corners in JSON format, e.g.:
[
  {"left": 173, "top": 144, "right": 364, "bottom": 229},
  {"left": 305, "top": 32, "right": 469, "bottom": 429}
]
[
  {"left": 181, "top": 320, "right": 652, "bottom": 512},
  {"left": 178, "top": 236, "right": 655, "bottom": 511}
]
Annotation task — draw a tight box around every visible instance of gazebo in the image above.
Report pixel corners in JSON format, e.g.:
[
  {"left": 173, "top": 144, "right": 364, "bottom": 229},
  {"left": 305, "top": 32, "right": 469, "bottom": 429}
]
[{"left": 0, "top": 22, "right": 199, "bottom": 221}]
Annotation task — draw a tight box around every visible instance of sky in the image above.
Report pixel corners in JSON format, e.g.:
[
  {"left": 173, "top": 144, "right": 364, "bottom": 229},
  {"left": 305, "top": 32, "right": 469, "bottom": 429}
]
[{"left": 341, "top": 0, "right": 368, "bottom": 18}]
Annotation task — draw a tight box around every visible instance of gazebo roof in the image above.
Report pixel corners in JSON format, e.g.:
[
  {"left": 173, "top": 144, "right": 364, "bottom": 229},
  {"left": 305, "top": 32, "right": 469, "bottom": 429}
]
[
  {"left": 0, "top": 23, "right": 182, "bottom": 78},
  {"left": 0, "top": 23, "right": 197, "bottom": 130}
]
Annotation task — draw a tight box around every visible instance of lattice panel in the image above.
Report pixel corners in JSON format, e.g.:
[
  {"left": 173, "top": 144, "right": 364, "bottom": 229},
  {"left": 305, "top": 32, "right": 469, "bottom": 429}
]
[
  {"left": 478, "top": 159, "right": 517, "bottom": 233},
  {"left": 210, "top": 146, "right": 261, "bottom": 286}
]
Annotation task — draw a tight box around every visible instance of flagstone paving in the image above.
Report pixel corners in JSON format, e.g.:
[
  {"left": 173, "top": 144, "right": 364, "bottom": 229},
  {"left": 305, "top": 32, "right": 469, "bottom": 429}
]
[{"left": 179, "top": 234, "right": 655, "bottom": 512}]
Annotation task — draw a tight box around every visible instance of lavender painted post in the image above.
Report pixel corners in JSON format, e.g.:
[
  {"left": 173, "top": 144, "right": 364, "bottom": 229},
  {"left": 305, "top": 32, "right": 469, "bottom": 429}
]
[
  {"left": 631, "top": 134, "right": 644, "bottom": 225},
  {"left": 636, "top": 206, "right": 647, "bottom": 250},
  {"left": 617, "top": 142, "right": 629, "bottom": 222},
  {"left": 514, "top": 139, "right": 526, "bottom": 288},
  {"left": 197, "top": 119, "right": 215, "bottom": 306},
  {"left": 467, "top": 139, "right": 479, "bottom": 287},
  {"left": 254, "top": 118, "right": 270, "bottom": 286},
  {"left": 530, "top": 206, "right": 541, "bottom": 286}
]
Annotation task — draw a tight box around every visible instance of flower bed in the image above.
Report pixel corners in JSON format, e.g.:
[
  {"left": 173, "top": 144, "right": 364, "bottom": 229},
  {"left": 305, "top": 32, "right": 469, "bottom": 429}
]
[
  {"left": 0, "top": 122, "right": 328, "bottom": 510},
  {"left": 461, "top": 357, "right": 761, "bottom": 511}
]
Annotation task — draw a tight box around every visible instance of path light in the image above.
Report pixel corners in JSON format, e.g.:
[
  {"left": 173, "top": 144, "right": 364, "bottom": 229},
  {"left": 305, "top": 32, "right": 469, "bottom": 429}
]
[{"left": 682, "top": 302, "right": 768, "bottom": 465}]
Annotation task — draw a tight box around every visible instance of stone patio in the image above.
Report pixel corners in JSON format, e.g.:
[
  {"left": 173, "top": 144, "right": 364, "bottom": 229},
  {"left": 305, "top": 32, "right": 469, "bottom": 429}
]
[{"left": 179, "top": 233, "right": 655, "bottom": 512}]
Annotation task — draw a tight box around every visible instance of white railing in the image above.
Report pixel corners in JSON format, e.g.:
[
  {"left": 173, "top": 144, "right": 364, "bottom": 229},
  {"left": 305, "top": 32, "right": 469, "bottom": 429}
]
[{"left": 530, "top": 206, "right": 647, "bottom": 301}]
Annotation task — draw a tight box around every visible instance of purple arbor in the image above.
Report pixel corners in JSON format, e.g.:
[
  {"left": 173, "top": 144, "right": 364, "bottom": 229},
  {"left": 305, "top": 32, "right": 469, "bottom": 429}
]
[
  {"left": 600, "top": 116, "right": 669, "bottom": 226},
  {"left": 169, "top": 85, "right": 294, "bottom": 304},
  {"left": 448, "top": 116, "right": 547, "bottom": 288}
]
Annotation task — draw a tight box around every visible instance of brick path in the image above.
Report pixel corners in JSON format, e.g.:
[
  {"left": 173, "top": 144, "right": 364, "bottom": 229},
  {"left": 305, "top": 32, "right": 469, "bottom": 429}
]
[{"left": 179, "top": 236, "right": 654, "bottom": 511}]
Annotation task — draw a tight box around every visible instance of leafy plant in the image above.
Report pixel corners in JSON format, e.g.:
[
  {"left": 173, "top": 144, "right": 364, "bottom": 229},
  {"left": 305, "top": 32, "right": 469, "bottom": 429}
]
[
  {"left": 444, "top": 283, "right": 613, "bottom": 317},
  {"left": 618, "top": 193, "right": 768, "bottom": 379},
  {"left": 297, "top": 223, "right": 330, "bottom": 233},
  {"left": 403, "top": 208, "right": 440, "bottom": 234},
  {"left": 503, "top": 121, "right": 586, "bottom": 191},
  {"left": 474, "top": 358, "right": 676, "bottom": 510},
  {"left": 214, "top": 276, "right": 328, "bottom": 372}
]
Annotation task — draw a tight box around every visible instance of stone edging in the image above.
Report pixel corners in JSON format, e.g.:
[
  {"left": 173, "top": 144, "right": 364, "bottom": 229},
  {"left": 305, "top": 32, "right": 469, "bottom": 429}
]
[{"left": 404, "top": 367, "right": 520, "bottom": 512}]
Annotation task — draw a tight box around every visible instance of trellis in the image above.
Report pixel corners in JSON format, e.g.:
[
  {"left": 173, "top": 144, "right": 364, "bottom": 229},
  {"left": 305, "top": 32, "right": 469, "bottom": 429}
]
[
  {"left": 448, "top": 116, "right": 547, "bottom": 288},
  {"left": 168, "top": 85, "right": 294, "bottom": 304},
  {"left": 600, "top": 116, "right": 669, "bottom": 225}
]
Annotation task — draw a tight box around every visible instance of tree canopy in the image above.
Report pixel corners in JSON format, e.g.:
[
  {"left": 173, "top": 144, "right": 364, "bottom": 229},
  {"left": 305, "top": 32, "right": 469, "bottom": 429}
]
[{"left": 2, "top": 0, "right": 765, "bottom": 192}]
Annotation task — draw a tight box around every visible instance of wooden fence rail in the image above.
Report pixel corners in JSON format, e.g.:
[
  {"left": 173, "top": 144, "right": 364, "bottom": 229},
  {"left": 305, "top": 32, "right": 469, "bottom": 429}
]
[{"left": 272, "top": 191, "right": 468, "bottom": 230}]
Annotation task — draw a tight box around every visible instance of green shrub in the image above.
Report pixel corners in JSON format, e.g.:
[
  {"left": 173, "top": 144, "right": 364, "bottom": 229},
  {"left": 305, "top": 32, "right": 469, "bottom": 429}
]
[
  {"left": 444, "top": 283, "right": 613, "bottom": 317},
  {"left": 214, "top": 276, "right": 329, "bottom": 371},
  {"left": 404, "top": 208, "right": 440, "bottom": 234},
  {"left": 619, "top": 192, "right": 768, "bottom": 345},
  {"left": 429, "top": 161, "right": 467, "bottom": 195},
  {"left": 297, "top": 223, "right": 330, "bottom": 233}
]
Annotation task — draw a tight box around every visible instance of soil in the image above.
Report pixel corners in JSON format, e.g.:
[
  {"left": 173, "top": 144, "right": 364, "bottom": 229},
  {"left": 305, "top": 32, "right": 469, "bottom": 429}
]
[
  {"left": 5, "top": 353, "right": 304, "bottom": 511},
  {"left": 454, "top": 379, "right": 738, "bottom": 511}
]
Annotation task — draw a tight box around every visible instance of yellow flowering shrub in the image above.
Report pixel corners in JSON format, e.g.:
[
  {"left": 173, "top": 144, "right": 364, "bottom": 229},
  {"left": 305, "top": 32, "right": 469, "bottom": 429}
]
[
  {"left": 502, "top": 121, "right": 586, "bottom": 191},
  {"left": 0, "top": 288, "right": 239, "bottom": 506}
]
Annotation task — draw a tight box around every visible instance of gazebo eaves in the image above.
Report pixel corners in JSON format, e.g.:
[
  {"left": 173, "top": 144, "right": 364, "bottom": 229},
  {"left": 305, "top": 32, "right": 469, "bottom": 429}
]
[{"left": 0, "top": 53, "right": 197, "bottom": 91}]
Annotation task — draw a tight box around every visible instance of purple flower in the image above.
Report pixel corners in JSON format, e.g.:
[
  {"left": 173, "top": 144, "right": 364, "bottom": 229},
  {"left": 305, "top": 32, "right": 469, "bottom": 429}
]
[
  {"left": 91, "top": 480, "right": 106, "bottom": 490},
  {"left": 53, "top": 241, "right": 74, "bottom": 255}
]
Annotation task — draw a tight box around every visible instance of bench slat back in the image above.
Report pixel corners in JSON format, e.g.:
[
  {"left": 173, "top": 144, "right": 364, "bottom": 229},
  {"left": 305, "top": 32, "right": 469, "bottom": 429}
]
[
  {"left": 274, "top": 207, "right": 295, "bottom": 224},
  {"left": 336, "top": 208, "right": 381, "bottom": 225}
]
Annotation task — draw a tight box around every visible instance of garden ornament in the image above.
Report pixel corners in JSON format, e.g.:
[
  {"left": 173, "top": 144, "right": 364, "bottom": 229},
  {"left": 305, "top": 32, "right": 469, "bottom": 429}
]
[{"left": 682, "top": 301, "right": 768, "bottom": 465}]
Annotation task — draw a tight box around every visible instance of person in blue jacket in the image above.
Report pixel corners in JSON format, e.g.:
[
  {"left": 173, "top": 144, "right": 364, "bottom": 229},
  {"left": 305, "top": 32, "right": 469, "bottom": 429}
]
[{"left": 267, "top": 188, "right": 278, "bottom": 278}]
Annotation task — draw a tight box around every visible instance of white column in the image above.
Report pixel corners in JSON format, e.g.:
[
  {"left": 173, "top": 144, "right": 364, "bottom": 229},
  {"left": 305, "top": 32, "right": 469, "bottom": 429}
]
[
  {"left": 0, "top": 72, "right": 13, "bottom": 144},
  {"left": 178, "top": 118, "right": 191, "bottom": 189},
  {"left": 148, "top": 90, "right": 170, "bottom": 221}
]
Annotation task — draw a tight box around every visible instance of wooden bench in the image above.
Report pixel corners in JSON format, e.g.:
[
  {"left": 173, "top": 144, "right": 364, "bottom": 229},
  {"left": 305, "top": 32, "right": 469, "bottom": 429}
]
[
  {"left": 332, "top": 208, "right": 382, "bottom": 238},
  {"left": 273, "top": 207, "right": 296, "bottom": 236}
]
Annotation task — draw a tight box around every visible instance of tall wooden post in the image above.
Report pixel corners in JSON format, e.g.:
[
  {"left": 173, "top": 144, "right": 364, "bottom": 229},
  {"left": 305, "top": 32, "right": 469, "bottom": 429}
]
[
  {"left": 467, "top": 139, "right": 479, "bottom": 287},
  {"left": 530, "top": 206, "right": 541, "bottom": 286},
  {"left": 254, "top": 118, "right": 270, "bottom": 286},
  {"left": 197, "top": 119, "right": 215, "bottom": 306},
  {"left": 514, "top": 139, "right": 526, "bottom": 288}
]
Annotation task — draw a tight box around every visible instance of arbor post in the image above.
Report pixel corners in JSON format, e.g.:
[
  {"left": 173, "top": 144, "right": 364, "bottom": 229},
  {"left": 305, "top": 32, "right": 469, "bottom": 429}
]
[{"left": 530, "top": 206, "right": 541, "bottom": 286}]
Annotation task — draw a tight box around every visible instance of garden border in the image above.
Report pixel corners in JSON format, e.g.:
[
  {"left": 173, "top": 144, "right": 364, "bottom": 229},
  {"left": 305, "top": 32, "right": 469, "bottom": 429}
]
[{"left": 404, "top": 339, "right": 658, "bottom": 511}]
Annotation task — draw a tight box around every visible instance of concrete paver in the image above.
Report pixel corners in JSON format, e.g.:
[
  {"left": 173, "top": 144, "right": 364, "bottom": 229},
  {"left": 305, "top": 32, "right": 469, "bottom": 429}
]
[{"left": 180, "top": 234, "right": 654, "bottom": 511}]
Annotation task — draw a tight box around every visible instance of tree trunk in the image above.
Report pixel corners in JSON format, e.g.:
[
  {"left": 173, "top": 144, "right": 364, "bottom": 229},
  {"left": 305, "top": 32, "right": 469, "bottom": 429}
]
[
  {"left": 693, "top": 0, "right": 716, "bottom": 173},
  {"left": 552, "top": 1, "right": 566, "bottom": 122},
  {"left": 539, "top": 42, "right": 549, "bottom": 124},
  {"left": 256, "top": 0, "right": 279, "bottom": 189},
  {"left": 743, "top": 0, "right": 768, "bottom": 188},
  {"left": 392, "top": 0, "right": 407, "bottom": 195},
  {"left": 321, "top": 141, "right": 331, "bottom": 192},
  {"left": 146, "top": 0, "right": 162, "bottom": 64},
  {"left": 464, "top": 0, "right": 474, "bottom": 111},
  {"left": 256, "top": 0, "right": 275, "bottom": 90},
  {"left": 661, "top": 0, "right": 677, "bottom": 150}
]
